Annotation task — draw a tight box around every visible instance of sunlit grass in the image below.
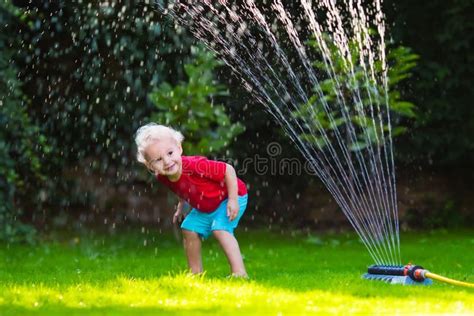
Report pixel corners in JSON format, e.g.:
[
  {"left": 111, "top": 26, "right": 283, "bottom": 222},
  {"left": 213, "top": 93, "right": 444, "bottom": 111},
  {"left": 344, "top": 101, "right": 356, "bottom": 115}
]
[{"left": 1, "top": 228, "right": 473, "bottom": 315}]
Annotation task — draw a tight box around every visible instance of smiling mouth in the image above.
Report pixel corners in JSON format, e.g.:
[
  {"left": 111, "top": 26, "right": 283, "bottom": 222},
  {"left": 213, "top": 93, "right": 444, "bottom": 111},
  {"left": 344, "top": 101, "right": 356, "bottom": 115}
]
[{"left": 165, "top": 164, "right": 175, "bottom": 171}]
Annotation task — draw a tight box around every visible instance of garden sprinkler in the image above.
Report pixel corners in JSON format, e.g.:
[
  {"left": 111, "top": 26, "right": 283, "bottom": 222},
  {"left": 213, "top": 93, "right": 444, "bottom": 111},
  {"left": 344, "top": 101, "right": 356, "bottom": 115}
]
[{"left": 363, "top": 264, "right": 474, "bottom": 287}]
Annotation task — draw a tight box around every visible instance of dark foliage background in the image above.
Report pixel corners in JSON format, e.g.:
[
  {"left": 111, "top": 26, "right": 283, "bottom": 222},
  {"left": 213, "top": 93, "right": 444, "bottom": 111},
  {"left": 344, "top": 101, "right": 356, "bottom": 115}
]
[
  {"left": 385, "top": 0, "right": 474, "bottom": 167},
  {"left": 1, "top": 0, "right": 472, "bottom": 242}
]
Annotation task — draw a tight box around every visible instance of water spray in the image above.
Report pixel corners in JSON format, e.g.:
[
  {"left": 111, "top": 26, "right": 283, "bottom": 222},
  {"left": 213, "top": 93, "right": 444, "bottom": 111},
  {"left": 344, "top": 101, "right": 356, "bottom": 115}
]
[
  {"left": 364, "top": 264, "right": 474, "bottom": 288},
  {"left": 158, "top": 2, "right": 474, "bottom": 289}
]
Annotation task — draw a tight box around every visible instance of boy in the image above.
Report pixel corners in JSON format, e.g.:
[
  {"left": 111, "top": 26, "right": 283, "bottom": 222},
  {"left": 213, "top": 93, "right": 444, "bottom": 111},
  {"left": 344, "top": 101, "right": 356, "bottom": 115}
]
[{"left": 135, "top": 123, "right": 248, "bottom": 277}]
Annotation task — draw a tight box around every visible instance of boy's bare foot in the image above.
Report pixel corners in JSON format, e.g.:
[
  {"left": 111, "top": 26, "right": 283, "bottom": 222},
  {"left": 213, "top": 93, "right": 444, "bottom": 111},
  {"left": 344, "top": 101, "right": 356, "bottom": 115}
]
[{"left": 227, "top": 273, "right": 249, "bottom": 279}]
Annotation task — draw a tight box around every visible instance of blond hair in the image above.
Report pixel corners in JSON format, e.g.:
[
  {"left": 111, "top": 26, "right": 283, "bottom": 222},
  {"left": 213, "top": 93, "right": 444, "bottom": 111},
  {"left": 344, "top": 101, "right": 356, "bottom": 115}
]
[{"left": 135, "top": 123, "right": 184, "bottom": 164}]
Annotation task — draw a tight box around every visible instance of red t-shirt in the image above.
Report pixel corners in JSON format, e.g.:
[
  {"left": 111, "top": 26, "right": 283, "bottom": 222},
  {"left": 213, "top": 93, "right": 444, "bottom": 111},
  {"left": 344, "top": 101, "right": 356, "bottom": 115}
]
[{"left": 157, "top": 156, "right": 247, "bottom": 213}]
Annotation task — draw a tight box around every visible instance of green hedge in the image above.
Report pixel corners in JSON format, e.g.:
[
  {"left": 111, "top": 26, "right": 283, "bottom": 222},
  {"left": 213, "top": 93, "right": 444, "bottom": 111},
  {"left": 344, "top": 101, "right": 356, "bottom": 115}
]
[{"left": 0, "top": 3, "right": 49, "bottom": 242}]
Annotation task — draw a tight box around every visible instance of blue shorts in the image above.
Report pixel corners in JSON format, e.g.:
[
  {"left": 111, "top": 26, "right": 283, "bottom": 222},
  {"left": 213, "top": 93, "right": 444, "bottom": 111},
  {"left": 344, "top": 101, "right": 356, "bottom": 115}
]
[{"left": 181, "top": 194, "right": 248, "bottom": 239}]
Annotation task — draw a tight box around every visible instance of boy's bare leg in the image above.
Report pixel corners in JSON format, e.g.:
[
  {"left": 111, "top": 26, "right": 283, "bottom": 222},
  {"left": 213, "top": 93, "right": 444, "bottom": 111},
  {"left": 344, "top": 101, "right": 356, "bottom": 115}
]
[
  {"left": 182, "top": 230, "right": 203, "bottom": 274},
  {"left": 212, "top": 230, "right": 247, "bottom": 277}
]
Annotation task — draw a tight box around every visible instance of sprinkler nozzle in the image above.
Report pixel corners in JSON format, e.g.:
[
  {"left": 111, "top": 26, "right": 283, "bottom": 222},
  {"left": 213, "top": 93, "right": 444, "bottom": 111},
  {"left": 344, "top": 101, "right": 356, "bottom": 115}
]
[
  {"left": 404, "top": 264, "right": 428, "bottom": 282},
  {"left": 365, "top": 264, "right": 474, "bottom": 287},
  {"left": 366, "top": 264, "right": 429, "bottom": 282}
]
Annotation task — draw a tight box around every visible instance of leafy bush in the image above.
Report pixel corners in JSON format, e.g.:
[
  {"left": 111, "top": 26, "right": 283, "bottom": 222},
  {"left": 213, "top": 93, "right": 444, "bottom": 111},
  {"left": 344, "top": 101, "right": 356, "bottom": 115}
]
[
  {"left": 149, "top": 46, "right": 244, "bottom": 156},
  {"left": 2, "top": 2, "right": 244, "bottom": 231},
  {"left": 296, "top": 36, "right": 418, "bottom": 151},
  {"left": 404, "top": 198, "right": 465, "bottom": 229},
  {"left": 8, "top": 1, "right": 192, "bottom": 169},
  {"left": 0, "top": 4, "right": 50, "bottom": 242},
  {"left": 2, "top": 0, "right": 196, "bottom": 224}
]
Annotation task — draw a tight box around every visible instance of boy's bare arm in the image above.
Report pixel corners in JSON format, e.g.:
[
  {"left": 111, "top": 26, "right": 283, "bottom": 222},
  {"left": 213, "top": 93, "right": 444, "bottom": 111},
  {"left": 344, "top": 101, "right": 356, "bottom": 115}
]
[
  {"left": 173, "top": 197, "right": 185, "bottom": 223},
  {"left": 225, "top": 164, "right": 238, "bottom": 200},
  {"left": 225, "top": 164, "right": 239, "bottom": 220}
]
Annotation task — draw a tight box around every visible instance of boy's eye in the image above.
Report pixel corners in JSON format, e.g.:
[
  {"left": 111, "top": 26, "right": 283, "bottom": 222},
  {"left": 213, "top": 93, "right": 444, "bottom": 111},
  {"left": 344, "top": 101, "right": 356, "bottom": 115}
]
[{"left": 168, "top": 151, "right": 173, "bottom": 155}]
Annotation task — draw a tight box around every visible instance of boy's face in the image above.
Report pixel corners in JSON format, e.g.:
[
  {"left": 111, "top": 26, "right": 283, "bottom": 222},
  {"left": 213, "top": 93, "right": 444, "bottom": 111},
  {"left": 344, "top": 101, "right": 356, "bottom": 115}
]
[{"left": 144, "top": 137, "right": 183, "bottom": 178}]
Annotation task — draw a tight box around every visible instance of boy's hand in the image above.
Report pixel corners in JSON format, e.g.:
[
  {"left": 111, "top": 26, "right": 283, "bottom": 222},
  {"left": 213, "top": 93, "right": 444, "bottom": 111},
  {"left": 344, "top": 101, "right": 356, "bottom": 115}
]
[
  {"left": 227, "top": 198, "right": 239, "bottom": 221},
  {"left": 173, "top": 201, "right": 184, "bottom": 224}
]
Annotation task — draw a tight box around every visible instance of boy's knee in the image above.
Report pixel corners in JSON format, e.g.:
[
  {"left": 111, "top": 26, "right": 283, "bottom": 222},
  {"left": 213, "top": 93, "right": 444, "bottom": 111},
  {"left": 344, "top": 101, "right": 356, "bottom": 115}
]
[
  {"left": 212, "top": 229, "right": 232, "bottom": 239},
  {"left": 182, "top": 229, "right": 200, "bottom": 240}
]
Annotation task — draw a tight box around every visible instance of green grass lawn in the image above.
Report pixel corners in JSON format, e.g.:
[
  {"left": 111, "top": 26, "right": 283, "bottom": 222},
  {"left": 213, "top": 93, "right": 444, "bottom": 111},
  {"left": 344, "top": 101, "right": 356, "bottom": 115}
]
[{"left": 1, "top": 228, "right": 473, "bottom": 315}]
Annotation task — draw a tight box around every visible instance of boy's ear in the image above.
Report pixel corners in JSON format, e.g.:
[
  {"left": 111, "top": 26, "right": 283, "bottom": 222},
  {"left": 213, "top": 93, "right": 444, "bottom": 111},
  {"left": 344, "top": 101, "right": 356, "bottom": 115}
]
[{"left": 178, "top": 142, "right": 183, "bottom": 155}]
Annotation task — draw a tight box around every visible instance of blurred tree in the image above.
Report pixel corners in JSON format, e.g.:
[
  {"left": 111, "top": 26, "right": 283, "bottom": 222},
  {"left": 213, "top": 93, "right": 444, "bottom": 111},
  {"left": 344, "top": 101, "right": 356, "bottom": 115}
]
[
  {"left": 2, "top": 0, "right": 196, "bottom": 226},
  {"left": 149, "top": 46, "right": 244, "bottom": 156},
  {"left": 9, "top": 0, "right": 194, "bottom": 172},
  {"left": 2, "top": 0, "right": 472, "bottom": 233},
  {"left": 0, "top": 2, "right": 50, "bottom": 242},
  {"left": 223, "top": 0, "right": 473, "bottom": 227},
  {"left": 1, "top": 0, "right": 248, "bottom": 233},
  {"left": 297, "top": 37, "right": 418, "bottom": 151}
]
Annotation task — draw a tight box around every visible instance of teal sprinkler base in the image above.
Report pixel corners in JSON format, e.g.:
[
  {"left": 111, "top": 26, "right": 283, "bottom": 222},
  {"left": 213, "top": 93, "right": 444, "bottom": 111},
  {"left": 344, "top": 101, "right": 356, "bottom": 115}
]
[
  {"left": 363, "top": 273, "right": 433, "bottom": 285},
  {"left": 363, "top": 264, "right": 433, "bottom": 286}
]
